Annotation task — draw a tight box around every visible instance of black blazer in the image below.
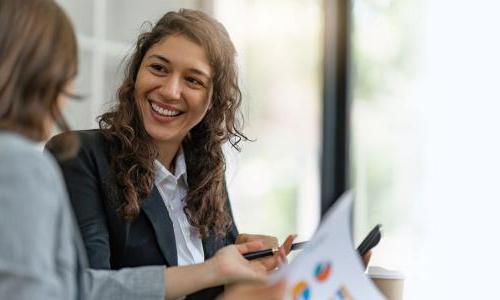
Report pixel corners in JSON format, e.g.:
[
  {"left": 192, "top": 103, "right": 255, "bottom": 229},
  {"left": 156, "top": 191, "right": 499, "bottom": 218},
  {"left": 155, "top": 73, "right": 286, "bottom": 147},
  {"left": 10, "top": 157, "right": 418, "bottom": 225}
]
[{"left": 47, "top": 129, "right": 238, "bottom": 299}]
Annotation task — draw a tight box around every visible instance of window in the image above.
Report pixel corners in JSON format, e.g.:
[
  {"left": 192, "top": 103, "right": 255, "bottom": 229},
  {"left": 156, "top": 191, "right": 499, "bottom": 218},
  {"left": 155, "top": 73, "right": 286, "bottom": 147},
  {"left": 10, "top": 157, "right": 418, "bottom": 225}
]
[
  {"left": 350, "top": 0, "right": 422, "bottom": 296},
  {"left": 214, "top": 0, "right": 322, "bottom": 241}
]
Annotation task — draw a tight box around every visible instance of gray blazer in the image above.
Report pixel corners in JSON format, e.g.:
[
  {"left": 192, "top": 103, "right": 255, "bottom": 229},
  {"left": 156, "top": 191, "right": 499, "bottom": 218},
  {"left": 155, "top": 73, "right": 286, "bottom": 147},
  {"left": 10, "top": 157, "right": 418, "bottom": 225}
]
[{"left": 0, "top": 132, "right": 165, "bottom": 300}]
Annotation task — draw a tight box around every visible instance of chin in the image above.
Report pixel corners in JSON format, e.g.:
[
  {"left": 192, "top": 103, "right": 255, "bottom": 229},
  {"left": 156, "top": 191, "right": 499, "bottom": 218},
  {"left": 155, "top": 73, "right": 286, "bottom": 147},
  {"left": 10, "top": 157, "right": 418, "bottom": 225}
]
[{"left": 144, "top": 126, "right": 178, "bottom": 144}]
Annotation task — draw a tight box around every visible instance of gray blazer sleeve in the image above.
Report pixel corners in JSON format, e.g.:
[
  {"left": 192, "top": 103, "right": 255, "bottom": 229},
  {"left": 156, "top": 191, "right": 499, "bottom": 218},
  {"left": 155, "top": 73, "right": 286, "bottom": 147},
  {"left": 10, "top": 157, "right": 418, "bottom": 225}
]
[
  {"left": 0, "top": 135, "right": 165, "bottom": 300},
  {"left": 82, "top": 267, "right": 165, "bottom": 300}
]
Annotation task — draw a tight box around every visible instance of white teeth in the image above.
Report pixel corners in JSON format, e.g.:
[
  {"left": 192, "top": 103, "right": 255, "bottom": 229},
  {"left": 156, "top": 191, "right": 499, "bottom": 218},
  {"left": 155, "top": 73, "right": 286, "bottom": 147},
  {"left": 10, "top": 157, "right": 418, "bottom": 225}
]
[{"left": 151, "top": 102, "right": 181, "bottom": 117}]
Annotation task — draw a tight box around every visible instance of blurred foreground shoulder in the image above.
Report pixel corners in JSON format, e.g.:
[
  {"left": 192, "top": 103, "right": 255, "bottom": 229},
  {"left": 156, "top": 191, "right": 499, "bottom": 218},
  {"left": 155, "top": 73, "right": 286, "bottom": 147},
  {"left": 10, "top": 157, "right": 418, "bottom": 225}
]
[
  {"left": 45, "top": 129, "right": 107, "bottom": 163},
  {"left": 0, "top": 132, "right": 63, "bottom": 198}
]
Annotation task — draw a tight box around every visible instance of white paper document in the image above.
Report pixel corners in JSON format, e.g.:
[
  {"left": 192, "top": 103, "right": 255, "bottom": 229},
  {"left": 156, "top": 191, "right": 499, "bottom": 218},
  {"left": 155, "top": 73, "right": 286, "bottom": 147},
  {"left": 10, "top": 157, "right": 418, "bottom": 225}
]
[{"left": 270, "top": 192, "right": 386, "bottom": 300}]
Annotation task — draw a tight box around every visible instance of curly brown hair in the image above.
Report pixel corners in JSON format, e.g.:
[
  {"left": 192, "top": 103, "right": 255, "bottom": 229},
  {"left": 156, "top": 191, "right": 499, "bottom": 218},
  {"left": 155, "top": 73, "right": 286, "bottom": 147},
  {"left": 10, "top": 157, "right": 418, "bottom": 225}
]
[{"left": 98, "top": 9, "right": 247, "bottom": 237}]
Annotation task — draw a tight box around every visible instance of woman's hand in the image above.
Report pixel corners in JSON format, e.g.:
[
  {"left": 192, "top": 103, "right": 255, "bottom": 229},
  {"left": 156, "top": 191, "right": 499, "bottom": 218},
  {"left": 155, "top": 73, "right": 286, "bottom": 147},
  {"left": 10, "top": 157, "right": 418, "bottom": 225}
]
[
  {"left": 236, "top": 233, "right": 297, "bottom": 272},
  {"left": 164, "top": 241, "right": 271, "bottom": 299},
  {"left": 209, "top": 241, "right": 270, "bottom": 285},
  {"left": 236, "top": 234, "right": 279, "bottom": 249}
]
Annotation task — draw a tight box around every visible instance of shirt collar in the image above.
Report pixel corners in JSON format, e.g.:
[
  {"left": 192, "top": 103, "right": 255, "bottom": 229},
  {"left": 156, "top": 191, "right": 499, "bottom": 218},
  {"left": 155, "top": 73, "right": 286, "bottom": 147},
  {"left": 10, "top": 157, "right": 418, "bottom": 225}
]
[{"left": 154, "top": 148, "right": 188, "bottom": 186}]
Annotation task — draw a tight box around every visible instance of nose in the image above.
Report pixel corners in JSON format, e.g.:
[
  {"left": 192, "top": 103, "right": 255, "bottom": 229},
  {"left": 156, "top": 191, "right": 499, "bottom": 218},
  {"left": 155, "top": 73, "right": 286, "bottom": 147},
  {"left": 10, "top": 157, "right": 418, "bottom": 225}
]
[{"left": 159, "top": 75, "right": 181, "bottom": 100}]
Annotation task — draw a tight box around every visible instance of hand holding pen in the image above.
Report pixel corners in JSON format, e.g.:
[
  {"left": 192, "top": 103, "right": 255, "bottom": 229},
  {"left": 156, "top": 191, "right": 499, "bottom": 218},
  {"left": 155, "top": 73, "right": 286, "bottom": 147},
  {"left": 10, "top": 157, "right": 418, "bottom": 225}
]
[
  {"left": 236, "top": 234, "right": 298, "bottom": 272},
  {"left": 243, "top": 241, "right": 308, "bottom": 260}
]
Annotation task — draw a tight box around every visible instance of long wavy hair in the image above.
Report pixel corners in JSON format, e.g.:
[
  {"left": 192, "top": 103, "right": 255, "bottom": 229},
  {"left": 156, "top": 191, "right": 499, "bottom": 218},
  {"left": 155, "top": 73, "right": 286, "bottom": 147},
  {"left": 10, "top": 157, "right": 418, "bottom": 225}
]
[{"left": 98, "top": 9, "right": 247, "bottom": 237}]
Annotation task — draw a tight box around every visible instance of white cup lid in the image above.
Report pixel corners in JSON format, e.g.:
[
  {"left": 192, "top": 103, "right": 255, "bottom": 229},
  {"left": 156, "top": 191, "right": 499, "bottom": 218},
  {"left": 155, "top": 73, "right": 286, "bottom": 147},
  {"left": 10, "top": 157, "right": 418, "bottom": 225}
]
[{"left": 367, "top": 266, "right": 405, "bottom": 280}]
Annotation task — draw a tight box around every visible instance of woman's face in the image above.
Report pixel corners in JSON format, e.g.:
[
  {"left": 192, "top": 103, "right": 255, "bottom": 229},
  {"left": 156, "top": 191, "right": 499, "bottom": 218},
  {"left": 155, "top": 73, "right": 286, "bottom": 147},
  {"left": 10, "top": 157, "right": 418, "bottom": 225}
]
[{"left": 134, "top": 34, "right": 213, "bottom": 147}]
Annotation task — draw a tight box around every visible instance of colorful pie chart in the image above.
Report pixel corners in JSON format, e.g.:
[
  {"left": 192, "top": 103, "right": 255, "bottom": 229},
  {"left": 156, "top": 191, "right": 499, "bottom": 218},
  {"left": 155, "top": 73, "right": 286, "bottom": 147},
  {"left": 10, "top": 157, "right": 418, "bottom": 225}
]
[
  {"left": 314, "top": 261, "right": 333, "bottom": 282},
  {"left": 291, "top": 281, "right": 310, "bottom": 300}
]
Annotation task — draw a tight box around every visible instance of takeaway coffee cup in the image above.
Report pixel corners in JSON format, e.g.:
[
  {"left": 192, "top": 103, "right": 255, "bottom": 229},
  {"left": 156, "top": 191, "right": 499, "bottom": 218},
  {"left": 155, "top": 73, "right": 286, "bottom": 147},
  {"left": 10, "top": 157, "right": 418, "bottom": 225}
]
[{"left": 367, "top": 266, "right": 405, "bottom": 300}]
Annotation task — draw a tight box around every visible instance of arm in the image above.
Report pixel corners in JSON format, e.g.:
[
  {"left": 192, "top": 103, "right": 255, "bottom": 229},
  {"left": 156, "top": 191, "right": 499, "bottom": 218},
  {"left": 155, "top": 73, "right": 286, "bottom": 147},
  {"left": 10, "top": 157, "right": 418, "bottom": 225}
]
[
  {"left": 82, "top": 263, "right": 222, "bottom": 300},
  {"left": 82, "top": 241, "right": 268, "bottom": 300},
  {"left": 82, "top": 266, "right": 165, "bottom": 300},
  {"left": 163, "top": 242, "right": 267, "bottom": 300},
  {"left": 46, "top": 132, "right": 111, "bottom": 269}
]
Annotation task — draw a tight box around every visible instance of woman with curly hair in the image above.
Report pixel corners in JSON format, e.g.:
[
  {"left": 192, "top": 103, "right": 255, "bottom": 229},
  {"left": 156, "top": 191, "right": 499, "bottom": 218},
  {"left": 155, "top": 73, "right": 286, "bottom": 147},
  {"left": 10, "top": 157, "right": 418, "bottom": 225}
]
[{"left": 47, "top": 8, "right": 293, "bottom": 299}]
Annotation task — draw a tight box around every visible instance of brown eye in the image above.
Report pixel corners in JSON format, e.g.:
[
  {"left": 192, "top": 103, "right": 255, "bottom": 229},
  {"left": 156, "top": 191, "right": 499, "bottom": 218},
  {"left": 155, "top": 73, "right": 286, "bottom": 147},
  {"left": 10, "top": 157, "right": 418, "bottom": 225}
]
[
  {"left": 186, "top": 77, "right": 204, "bottom": 87},
  {"left": 149, "top": 64, "right": 167, "bottom": 74}
]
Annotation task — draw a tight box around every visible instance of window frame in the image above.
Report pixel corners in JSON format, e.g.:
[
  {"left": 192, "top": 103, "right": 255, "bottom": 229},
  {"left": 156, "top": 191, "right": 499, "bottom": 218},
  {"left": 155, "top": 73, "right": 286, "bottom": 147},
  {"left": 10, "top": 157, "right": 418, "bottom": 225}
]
[{"left": 321, "top": 0, "right": 352, "bottom": 217}]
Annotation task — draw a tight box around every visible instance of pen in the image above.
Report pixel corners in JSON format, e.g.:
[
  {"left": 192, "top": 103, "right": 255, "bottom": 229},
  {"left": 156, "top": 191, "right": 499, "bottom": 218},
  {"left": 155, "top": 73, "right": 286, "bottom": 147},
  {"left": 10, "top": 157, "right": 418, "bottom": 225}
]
[{"left": 243, "top": 241, "right": 309, "bottom": 260}]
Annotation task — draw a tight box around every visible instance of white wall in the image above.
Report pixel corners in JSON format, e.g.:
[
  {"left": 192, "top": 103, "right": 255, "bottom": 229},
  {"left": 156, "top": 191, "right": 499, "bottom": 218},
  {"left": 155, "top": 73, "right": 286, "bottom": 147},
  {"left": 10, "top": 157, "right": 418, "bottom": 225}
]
[{"left": 412, "top": 0, "right": 500, "bottom": 297}]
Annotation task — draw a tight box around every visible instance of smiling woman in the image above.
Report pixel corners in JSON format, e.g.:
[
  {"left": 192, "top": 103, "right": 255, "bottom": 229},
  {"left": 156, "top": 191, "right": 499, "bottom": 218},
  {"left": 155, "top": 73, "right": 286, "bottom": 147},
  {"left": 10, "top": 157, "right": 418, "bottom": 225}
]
[{"left": 45, "top": 9, "right": 290, "bottom": 300}]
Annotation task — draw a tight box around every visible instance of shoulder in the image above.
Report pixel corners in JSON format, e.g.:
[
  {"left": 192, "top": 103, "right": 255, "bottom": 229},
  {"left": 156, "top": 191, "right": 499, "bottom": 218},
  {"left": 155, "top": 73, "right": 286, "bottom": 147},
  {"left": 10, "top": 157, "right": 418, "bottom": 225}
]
[
  {"left": 0, "top": 133, "right": 56, "bottom": 175},
  {"left": 47, "top": 129, "right": 108, "bottom": 154},
  {"left": 45, "top": 129, "right": 118, "bottom": 169},
  {"left": 0, "top": 133, "right": 64, "bottom": 207}
]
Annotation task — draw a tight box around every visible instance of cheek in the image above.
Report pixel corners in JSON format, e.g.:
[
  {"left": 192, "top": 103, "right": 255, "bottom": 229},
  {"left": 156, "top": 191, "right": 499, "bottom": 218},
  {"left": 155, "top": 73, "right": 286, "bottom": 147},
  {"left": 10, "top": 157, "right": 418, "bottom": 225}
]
[
  {"left": 189, "top": 89, "right": 211, "bottom": 111},
  {"left": 198, "top": 96, "right": 212, "bottom": 121},
  {"left": 134, "top": 77, "right": 143, "bottom": 98},
  {"left": 133, "top": 79, "right": 148, "bottom": 113},
  {"left": 202, "top": 90, "right": 213, "bottom": 114},
  {"left": 133, "top": 91, "right": 144, "bottom": 116},
  {"left": 134, "top": 68, "right": 151, "bottom": 98}
]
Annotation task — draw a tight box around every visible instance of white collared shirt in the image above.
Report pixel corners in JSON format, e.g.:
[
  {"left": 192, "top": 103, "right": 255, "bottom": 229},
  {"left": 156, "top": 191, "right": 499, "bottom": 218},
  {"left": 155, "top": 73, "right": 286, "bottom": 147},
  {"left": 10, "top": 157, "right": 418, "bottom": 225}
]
[{"left": 154, "top": 150, "right": 204, "bottom": 266}]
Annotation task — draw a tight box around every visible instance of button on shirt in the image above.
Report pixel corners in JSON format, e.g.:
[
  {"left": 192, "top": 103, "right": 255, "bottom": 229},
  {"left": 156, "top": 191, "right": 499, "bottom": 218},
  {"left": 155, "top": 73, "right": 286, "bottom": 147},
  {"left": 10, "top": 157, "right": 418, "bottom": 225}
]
[{"left": 154, "top": 150, "right": 204, "bottom": 266}]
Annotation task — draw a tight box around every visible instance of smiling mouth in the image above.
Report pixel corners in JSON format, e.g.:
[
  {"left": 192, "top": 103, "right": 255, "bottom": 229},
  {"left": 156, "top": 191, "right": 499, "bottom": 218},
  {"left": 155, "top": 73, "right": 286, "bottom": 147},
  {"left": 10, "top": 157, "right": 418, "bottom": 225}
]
[{"left": 149, "top": 101, "right": 183, "bottom": 117}]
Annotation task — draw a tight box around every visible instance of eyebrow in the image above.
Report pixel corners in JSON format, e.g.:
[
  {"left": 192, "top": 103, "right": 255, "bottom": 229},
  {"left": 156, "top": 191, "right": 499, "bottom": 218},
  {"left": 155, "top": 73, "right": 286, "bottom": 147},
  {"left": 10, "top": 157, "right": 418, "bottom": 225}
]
[{"left": 147, "top": 54, "right": 211, "bottom": 80}]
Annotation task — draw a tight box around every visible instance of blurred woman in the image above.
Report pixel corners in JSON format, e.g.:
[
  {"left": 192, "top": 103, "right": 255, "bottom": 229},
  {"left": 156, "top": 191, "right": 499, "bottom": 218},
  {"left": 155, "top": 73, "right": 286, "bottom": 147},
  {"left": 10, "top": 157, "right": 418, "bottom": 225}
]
[{"left": 0, "top": 0, "right": 286, "bottom": 299}]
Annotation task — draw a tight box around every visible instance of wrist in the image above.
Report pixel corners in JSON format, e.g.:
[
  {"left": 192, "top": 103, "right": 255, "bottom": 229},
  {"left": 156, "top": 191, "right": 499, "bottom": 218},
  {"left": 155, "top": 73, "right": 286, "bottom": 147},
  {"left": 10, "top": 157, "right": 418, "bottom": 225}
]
[{"left": 205, "top": 256, "right": 226, "bottom": 286}]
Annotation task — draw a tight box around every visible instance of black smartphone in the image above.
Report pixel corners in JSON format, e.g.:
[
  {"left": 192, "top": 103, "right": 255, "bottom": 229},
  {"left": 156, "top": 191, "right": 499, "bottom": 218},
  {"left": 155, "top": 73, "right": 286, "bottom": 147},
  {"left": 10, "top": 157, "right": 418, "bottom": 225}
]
[{"left": 356, "top": 224, "right": 382, "bottom": 257}]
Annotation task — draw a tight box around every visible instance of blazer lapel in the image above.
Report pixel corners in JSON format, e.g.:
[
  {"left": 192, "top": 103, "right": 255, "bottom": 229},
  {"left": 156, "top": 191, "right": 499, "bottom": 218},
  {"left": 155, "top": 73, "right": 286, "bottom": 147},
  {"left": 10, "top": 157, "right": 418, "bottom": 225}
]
[{"left": 142, "top": 186, "right": 178, "bottom": 266}]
